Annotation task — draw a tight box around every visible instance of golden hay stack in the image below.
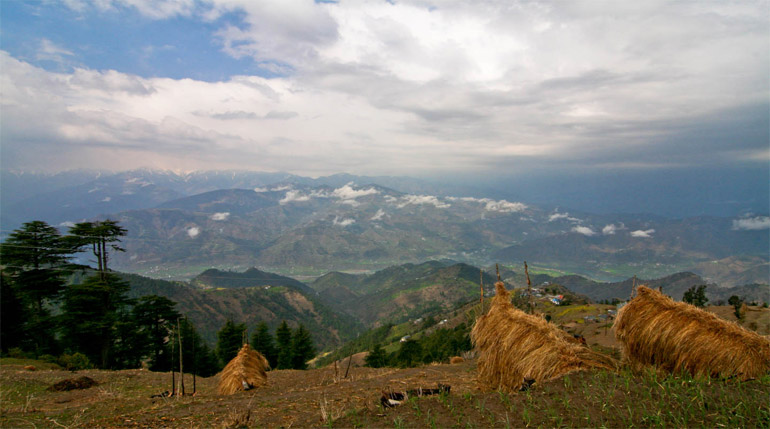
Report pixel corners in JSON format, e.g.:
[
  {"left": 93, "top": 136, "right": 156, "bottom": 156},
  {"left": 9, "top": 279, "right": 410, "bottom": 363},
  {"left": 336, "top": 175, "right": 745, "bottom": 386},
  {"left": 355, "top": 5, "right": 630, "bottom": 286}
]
[
  {"left": 217, "top": 344, "right": 269, "bottom": 395},
  {"left": 449, "top": 356, "right": 464, "bottom": 364},
  {"left": 471, "top": 282, "right": 616, "bottom": 392},
  {"left": 614, "top": 285, "right": 770, "bottom": 379}
]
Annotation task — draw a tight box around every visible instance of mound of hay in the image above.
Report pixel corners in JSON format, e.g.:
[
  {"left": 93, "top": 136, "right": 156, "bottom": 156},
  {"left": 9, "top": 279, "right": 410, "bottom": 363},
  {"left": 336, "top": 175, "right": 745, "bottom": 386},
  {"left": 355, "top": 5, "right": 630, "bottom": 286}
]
[
  {"left": 449, "top": 356, "right": 464, "bottom": 364},
  {"left": 217, "top": 344, "right": 269, "bottom": 395},
  {"left": 471, "top": 282, "right": 616, "bottom": 392},
  {"left": 614, "top": 285, "right": 770, "bottom": 379},
  {"left": 47, "top": 376, "right": 98, "bottom": 391}
]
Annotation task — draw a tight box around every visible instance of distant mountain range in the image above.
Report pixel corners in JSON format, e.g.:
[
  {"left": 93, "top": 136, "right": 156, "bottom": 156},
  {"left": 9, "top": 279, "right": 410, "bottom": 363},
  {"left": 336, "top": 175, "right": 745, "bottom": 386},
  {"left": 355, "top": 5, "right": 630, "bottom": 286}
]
[
  {"left": 2, "top": 169, "right": 767, "bottom": 287},
  {"left": 118, "top": 261, "right": 768, "bottom": 350}
]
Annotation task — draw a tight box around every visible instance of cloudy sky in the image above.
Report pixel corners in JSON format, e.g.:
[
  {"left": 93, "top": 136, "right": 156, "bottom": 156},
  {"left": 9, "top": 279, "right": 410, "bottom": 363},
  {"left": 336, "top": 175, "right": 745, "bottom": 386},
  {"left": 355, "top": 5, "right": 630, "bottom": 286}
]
[{"left": 1, "top": 0, "right": 768, "bottom": 208}]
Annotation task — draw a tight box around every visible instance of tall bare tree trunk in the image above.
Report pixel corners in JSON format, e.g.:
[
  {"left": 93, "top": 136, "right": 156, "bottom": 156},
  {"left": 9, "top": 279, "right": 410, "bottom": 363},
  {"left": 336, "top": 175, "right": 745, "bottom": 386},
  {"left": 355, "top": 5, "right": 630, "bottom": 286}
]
[{"left": 178, "top": 318, "right": 184, "bottom": 396}]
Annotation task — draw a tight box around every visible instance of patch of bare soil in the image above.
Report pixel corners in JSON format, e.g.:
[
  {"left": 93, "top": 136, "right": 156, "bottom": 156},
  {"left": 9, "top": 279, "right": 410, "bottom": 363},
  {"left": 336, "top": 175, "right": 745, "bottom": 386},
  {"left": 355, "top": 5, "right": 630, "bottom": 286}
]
[{"left": 47, "top": 376, "right": 98, "bottom": 392}]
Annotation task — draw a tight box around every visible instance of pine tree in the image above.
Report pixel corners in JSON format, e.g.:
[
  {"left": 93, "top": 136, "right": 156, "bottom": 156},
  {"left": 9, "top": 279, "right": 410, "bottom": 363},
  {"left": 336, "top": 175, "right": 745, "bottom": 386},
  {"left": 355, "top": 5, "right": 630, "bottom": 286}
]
[
  {"left": 290, "top": 324, "right": 316, "bottom": 370},
  {"left": 395, "top": 339, "right": 422, "bottom": 368},
  {"left": 251, "top": 322, "right": 277, "bottom": 369},
  {"left": 0, "top": 221, "right": 72, "bottom": 356},
  {"left": 178, "top": 318, "right": 220, "bottom": 377},
  {"left": 60, "top": 273, "right": 131, "bottom": 368},
  {"left": 275, "top": 321, "right": 293, "bottom": 370},
  {"left": 132, "top": 295, "right": 180, "bottom": 370},
  {"left": 365, "top": 343, "right": 387, "bottom": 368},
  {"left": 67, "top": 220, "right": 126, "bottom": 280},
  {"left": 683, "top": 285, "right": 709, "bottom": 308},
  {"left": 216, "top": 319, "right": 247, "bottom": 367},
  {"left": 728, "top": 295, "right": 745, "bottom": 321},
  {"left": 0, "top": 273, "right": 26, "bottom": 353}
]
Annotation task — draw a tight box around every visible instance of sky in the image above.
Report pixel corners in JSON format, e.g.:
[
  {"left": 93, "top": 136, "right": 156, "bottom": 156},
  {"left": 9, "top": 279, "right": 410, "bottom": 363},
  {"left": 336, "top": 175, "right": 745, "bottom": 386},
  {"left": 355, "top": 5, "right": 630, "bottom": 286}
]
[{"left": 1, "top": 0, "right": 768, "bottom": 215}]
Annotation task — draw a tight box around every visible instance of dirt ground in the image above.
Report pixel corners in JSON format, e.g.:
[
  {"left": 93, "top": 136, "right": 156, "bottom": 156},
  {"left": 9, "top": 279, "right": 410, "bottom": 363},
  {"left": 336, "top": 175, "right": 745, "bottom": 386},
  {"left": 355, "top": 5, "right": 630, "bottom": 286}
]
[
  {"left": 0, "top": 360, "right": 479, "bottom": 428},
  {"left": 3, "top": 357, "right": 768, "bottom": 428}
]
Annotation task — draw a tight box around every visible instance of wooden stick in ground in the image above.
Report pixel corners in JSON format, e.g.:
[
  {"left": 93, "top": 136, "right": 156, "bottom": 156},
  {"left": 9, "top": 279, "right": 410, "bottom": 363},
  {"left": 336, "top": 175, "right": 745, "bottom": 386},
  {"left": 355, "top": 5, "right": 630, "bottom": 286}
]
[
  {"left": 171, "top": 325, "right": 176, "bottom": 397},
  {"left": 480, "top": 268, "right": 484, "bottom": 314},
  {"left": 344, "top": 354, "right": 353, "bottom": 379},
  {"left": 496, "top": 264, "right": 501, "bottom": 282},
  {"left": 629, "top": 275, "right": 637, "bottom": 301},
  {"left": 178, "top": 318, "right": 184, "bottom": 396},
  {"left": 192, "top": 323, "right": 196, "bottom": 395},
  {"left": 525, "top": 261, "right": 532, "bottom": 314}
]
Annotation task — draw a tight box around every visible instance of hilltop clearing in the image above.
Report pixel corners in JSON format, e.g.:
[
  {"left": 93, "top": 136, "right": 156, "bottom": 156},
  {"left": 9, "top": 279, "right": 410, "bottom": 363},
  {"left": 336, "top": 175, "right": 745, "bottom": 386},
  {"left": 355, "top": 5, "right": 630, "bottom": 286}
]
[{"left": 2, "top": 357, "right": 768, "bottom": 428}]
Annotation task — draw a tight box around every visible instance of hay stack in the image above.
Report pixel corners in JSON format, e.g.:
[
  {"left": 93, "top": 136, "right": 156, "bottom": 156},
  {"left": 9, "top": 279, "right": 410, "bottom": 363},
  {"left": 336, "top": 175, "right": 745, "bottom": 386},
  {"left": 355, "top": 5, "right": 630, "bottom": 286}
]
[
  {"left": 217, "top": 344, "right": 269, "bottom": 395},
  {"left": 471, "top": 282, "right": 616, "bottom": 392},
  {"left": 614, "top": 285, "right": 770, "bottom": 379}
]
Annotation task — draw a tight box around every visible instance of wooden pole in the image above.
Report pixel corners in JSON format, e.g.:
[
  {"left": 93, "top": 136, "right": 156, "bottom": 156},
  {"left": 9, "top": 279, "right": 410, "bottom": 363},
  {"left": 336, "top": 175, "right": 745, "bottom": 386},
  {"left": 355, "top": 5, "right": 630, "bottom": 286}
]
[
  {"left": 171, "top": 326, "right": 176, "bottom": 397},
  {"left": 525, "top": 261, "right": 532, "bottom": 314},
  {"left": 480, "top": 268, "right": 484, "bottom": 314},
  {"left": 192, "top": 324, "right": 196, "bottom": 395},
  {"left": 629, "top": 275, "right": 637, "bottom": 301},
  {"left": 496, "top": 264, "right": 500, "bottom": 282},
  {"left": 178, "top": 318, "right": 184, "bottom": 396},
  {"left": 344, "top": 354, "right": 353, "bottom": 379}
]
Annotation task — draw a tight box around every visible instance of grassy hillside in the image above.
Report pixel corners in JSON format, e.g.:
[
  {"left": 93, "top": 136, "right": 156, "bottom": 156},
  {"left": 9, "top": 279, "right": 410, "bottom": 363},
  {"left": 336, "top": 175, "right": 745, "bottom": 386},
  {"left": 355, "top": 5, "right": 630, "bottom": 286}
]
[
  {"left": 312, "top": 261, "right": 500, "bottom": 326},
  {"left": 121, "top": 272, "right": 364, "bottom": 351},
  {"left": 190, "top": 267, "right": 312, "bottom": 293}
]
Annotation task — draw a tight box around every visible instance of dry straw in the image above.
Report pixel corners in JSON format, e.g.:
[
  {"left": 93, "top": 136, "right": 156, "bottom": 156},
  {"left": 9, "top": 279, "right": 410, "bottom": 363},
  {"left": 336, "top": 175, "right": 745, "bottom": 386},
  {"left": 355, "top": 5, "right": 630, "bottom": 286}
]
[
  {"left": 614, "top": 285, "right": 770, "bottom": 379},
  {"left": 217, "top": 344, "right": 269, "bottom": 395},
  {"left": 471, "top": 282, "right": 617, "bottom": 392}
]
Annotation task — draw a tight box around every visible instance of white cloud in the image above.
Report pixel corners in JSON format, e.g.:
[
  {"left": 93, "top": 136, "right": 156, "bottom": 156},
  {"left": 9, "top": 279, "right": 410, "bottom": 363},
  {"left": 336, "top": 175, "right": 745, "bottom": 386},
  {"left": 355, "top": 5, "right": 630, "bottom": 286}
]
[
  {"left": 548, "top": 213, "right": 568, "bottom": 222},
  {"left": 483, "top": 199, "right": 527, "bottom": 213},
  {"left": 187, "top": 226, "right": 200, "bottom": 238},
  {"left": 333, "top": 216, "right": 355, "bottom": 226},
  {"left": 279, "top": 190, "right": 310, "bottom": 205},
  {"left": 370, "top": 208, "right": 385, "bottom": 221},
  {"left": 2, "top": 2, "right": 768, "bottom": 177},
  {"left": 332, "top": 183, "right": 379, "bottom": 200},
  {"left": 630, "top": 229, "right": 655, "bottom": 238},
  {"left": 68, "top": 0, "right": 197, "bottom": 20},
  {"left": 732, "top": 216, "right": 770, "bottom": 230},
  {"left": 602, "top": 223, "right": 625, "bottom": 235},
  {"left": 101, "top": 196, "right": 111, "bottom": 202},
  {"left": 211, "top": 212, "right": 230, "bottom": 221},
  {"left": 449, "top": 196, "right": 526, "bottom": 213},
  {"left": 397, "top": 195, "right": 450, "bottom": 209},
  {"left": 37, "top": 38, "right": 75, "bottom": 65},
  {"left": 253, "top": 186, "right": 268, "bottom": 192},
  {"left": 572, "top": 226, "right": 596, "bottom": 236},
  {"left": 548, "top": 212, "right": 575, "bottom": 222}
]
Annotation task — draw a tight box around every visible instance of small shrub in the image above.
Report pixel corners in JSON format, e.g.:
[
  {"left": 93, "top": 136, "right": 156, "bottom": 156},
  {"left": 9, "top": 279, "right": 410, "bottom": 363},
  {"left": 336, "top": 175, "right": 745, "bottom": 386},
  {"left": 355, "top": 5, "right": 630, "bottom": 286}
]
[
  {"left": 8, "top": 347, "right": 30, "bottom": 359},
  {"left": 58, "top": 352, "right": 92, "bottom": 371},
  {"left": 39, "top": 354, "right": 58, "bottom": 364}
]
